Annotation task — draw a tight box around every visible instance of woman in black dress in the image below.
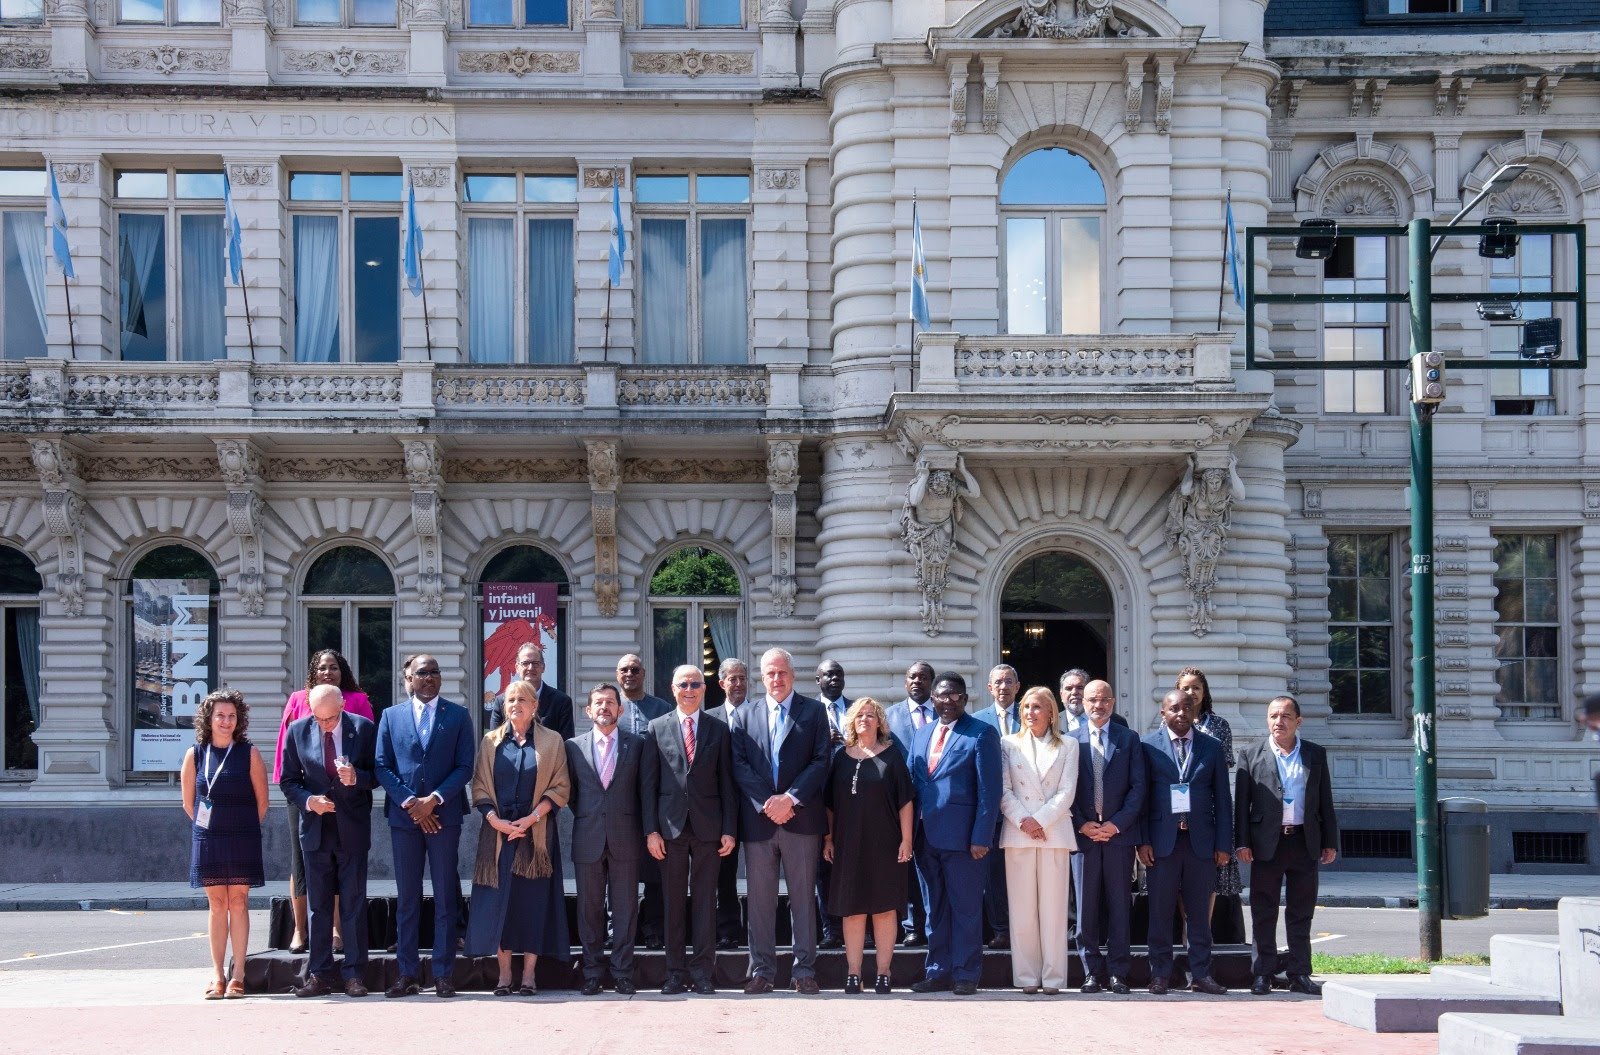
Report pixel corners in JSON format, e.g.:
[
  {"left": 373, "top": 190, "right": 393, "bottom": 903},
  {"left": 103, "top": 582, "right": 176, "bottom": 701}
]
[
  {"left": 823, "top": 696, "right": 913, "bottom": 995},
  {"left": 181, "top": 688, "right": 268, "bottom": 999}
]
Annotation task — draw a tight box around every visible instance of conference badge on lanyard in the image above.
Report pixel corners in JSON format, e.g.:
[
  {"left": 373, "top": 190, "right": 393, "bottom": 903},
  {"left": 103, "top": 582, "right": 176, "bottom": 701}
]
[
  {"left": 1169, "top": 741, "right": 1193, "bottom": 814},
  {"left": 195, "top": 742, "right": 233, "bottom": 830}
]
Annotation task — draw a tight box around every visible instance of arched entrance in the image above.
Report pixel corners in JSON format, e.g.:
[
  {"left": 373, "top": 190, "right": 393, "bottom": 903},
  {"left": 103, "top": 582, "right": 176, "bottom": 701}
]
[{"left": 999, "top": 552, "right": 1113, "bottom": 691}]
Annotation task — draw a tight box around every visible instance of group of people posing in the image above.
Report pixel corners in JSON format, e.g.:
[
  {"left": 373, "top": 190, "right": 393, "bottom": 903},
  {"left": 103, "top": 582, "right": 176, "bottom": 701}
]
[{"left": 181, "top": 646, "right": 1340, "bottom": 1002}]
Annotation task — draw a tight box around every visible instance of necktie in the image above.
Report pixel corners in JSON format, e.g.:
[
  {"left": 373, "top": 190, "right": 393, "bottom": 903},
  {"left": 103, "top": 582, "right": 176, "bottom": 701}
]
[
  {"left": 598, "top": 736, "right": 614, "bottom": 789},
  {"left": 683, "top": 716, "right": 696, "bottom": 767},
  {"left": 323, "top": 729, "right": 339, "bottom": 783},
  {"left": 417, "top": 703, "right": 433, "bottom": 749},
  {"left": 1091, "top": 729, "right": 1106, "bottom": 820},
  {"left": 914, "top": 704, "right": 930, "bottom": 729},
  {"left": 1175, "top": 735, "right": 1188, "bottom": 773},
  {"left": 1003, "top": 708, "right": 1015, "bottom": 735},
  {"left": 928, "top": 723, "right": 949, "bottom": 775},
  {"left": 769, "top": 705, "right": 785, "bottom": 786}
]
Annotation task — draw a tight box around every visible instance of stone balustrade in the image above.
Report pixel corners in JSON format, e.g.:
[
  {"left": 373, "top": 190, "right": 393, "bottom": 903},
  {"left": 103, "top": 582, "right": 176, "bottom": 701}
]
[{"left": 915, "top": 331, "right": 1236, "bottom": 392}]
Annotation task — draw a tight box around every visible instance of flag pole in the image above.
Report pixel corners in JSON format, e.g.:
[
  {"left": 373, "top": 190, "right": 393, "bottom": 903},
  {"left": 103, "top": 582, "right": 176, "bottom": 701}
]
[
  {"left": 239, "top": 267, "right": 257, "bottom": 359},
  {"left": 420, "top": 274, "right": 435, "bottom": 361},
  {"left": 604, "top": 173, "right": 625, "bottom": 361},
  {"left": 1217, "top": 190, "right": 1230, "bottom": 332},
  {"left": 601, "top": 279, "right": 613, "bottom": 360},
  {"left": 61, "top": 269, "right": 77, "bottom": 360}
]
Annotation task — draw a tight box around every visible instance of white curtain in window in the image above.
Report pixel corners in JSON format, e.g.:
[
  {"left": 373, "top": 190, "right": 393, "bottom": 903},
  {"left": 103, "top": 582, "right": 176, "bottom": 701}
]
[
  {"left": 118, "top": 213, "right": 163, "bottom": 352},
  {"left": 640, "top": 218, "right": 688, "bottom": 363},
  {"left": 14, "top": 608, "right": 39, "bottom": 724},
  {"left": 179, "top": 214, "right": 226, "bottom": 361},
  {"left": 468, "top": 217, "right": 514, "bottom": 363},
  {"left": 699, "top": 218, "right": 747, "bottom": 364},
  {"left": 706, "top": 607, "right": 737, "bottom": 670},
  {"left": 293, "top": 215, "right": 340, "bottom": 363},
  {"left": 6, "top": 212, "right": 47, "bottom": 356},
  {"left": 528, "top": 218, "right": 573, "bottom": 364}
]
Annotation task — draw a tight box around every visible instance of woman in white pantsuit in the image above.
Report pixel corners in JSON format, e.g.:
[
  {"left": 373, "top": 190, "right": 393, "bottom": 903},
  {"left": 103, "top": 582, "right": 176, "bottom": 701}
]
[{"left": 999, "top": 685, "right": 1079, "bottom": 994}]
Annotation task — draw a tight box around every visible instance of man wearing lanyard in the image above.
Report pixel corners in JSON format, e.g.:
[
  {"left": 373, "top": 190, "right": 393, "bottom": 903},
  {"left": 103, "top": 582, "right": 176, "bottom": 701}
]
[
  {"left": 814, "top": 659, "right": 852, "bottom": 948},
  {"left": 972, "top": 663, "right": 1020, "bottom": 950},
  {"left": 1138, "top": 689, "right": 1233, "bottom": 995},
  {"left": 1234, "top": 694, "right": 1339, "bottom": 996},
  {"left": 884, "top": 661, "right": 937, "bottom": 946}
]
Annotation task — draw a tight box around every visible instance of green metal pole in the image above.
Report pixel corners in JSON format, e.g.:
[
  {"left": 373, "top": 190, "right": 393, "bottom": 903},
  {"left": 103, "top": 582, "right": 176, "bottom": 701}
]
[{"left": 1409, "top": 216, "right": 1443, "bottom": 962}]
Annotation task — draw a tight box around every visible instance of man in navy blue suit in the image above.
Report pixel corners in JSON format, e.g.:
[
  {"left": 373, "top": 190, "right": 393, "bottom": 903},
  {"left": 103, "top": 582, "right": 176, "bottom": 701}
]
[
  {"left": 884, "top": 661, "right": 936, "bottom": 946},
  {"left": 375, "top": 654, "right": 476, "bottom": 998},
  {"left": 282, "top": 684, "right": 378, "bottom": 998},
  {"left": 730, "top": 647, "right": 832, "bottom": 994},
  {"left": 908, "top": 672, "right": 1002, "bottom": 996},
  {"left": 971, "top": 663, "right": 1020, "bottom": 951},
  {"left": 1138, "top": 689, "right": 1234, "bottom": 995},
  {"left": 1069, "top": 679, "right": 1145, "bottom": 995}
]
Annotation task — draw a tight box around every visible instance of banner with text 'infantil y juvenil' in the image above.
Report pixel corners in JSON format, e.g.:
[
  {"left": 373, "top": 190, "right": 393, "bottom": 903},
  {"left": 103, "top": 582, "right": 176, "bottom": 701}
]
[
  {"left": 132, "top": 578, "right": 214, "bottom": 772},
  {"left": 482, "top": 583, "right": 559, "bottom": 709}
]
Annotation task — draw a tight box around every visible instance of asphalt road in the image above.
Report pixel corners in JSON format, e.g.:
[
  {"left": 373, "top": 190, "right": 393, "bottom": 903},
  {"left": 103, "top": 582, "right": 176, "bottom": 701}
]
[{"left": 0, "top": 905, "right": 1559, "bottom": 972}]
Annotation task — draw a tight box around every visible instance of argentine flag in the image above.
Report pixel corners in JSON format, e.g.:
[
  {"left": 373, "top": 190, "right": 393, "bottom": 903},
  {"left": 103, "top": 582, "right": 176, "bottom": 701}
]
[{"left": 47, "top": 166, "right": 74, "bottom": 280}]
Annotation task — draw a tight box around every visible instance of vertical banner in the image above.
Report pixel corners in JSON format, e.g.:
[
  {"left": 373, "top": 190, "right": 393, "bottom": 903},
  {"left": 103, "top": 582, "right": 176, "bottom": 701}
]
[
  {"left": 481, "top": 583, "right": 559, "bottom": 709},
  {"left": 131, "top": 578, "right": 213, "bottom": 772}
]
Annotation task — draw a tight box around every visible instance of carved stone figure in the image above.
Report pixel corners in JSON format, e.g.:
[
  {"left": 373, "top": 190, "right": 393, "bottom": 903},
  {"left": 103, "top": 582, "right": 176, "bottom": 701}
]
[
  {"left": 899, "top": 458, "right": 979, "bottom": 636},
  {"left": 1164, "top": 454, "right": 1243, "bottom": 636},
  {"left": 992, "top": 0, "right": 1143, "bottom": 40}
]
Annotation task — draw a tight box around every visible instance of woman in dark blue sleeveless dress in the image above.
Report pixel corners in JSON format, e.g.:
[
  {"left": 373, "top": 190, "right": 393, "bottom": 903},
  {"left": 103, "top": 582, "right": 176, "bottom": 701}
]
[{"left": 182, "top": 688, "right": 268, "bottom": 999}]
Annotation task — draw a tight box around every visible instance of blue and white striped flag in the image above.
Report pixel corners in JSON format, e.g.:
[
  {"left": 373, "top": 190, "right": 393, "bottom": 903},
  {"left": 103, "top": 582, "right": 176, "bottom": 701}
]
[
  {"left": 402, "top": 178, "right": 424, "bottom": 297},
  {"left": 1224, "top": 189, "right": 1245, "bottom": 311},
  {"left": 909, "top": 197, "right": 929, "bottom": 331},
  {"left": 46, "top": 166, "right": 74, "bottom": 280},
  {"left": 222, "top": 171, "right": 243, "bottom": 286},
  {"left": 608, "top": 180, "right": 626, "bottom": 287}
]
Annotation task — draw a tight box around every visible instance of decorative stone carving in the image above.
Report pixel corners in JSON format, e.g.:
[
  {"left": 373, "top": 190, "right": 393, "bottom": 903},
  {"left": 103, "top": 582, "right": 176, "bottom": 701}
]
[
  {"left": 83, "top": 457, "right": 215, "bottom": 481},
  {"left": 1302, "top": 485, "right": 1323, "bottom": 519},
  {"left": 1164, "top": 454, "right": 1243, "bottom": 637},
  {"left": 446, "top": 458, "right": 588, "bottom": 483},
  {"left": 1487, "top": 172, "right": 1565, "bottom": 217},
  {"left": 980, "top": 57, "right": 1000, "bottom": 134},
  {"left": 407, "top": 0, "right": 445, "bottom": 24},
  {"left": 1537, "top": 73, "right": 1560, "bottom": 115},
  {"left": 622, "top": 460, "right": 766, "bottom": 484},
  {"left": 1154, "top": 58, "right": 1175, "bottom": 135},
  {"left": 103, "top": 46, "right": 230, "bottom": 75},
  {"left": 407, "top": 166, "right": 451, "bottom": 189},
  {"left": 1468, "top": 481, "right": 1493, "bottom": 519},
  {"left": 1349, "top": 78, "right": 1366, "bottom": 120},
  {"left": 757, "top": 168, "right": 801, "bottom": 191},
  {"left": 264, "top": 457, "right": 403, "bottom": 482},
  {"left": 630, "top": 50, "right": 754, "bottom": 78},
  {"left": 281, "top": 47, "right": 407, "bottom": 77},
  {"left": 767, "top": 439, "right": 800, "bottom": 618},
  {"left": 1322, "top": 173, "right": 1399, "bottom": 218},
  {"left": 1585, "top": 484, "right": 1600, "bottom": 520},
  {"left": 1370, "top": 78, "right": 1387, "bottom": 116},
  {"left": 403, "top": 439, "right": 444, "bottom": 617},
  {"left": 1285, "top": 79, "right": 1305, "bottom": 119},
  {"left": 588, "top": 0, "right": 616, "bottom": 16},
  {"left": 225, "top": 164, "right": 275, "bottom": 187},
  {"left": 586, "top": 440, "right": 620, "bottom": 618},
  {"left": 50, "top": 162, "right": 95, "bottom": 184},
  {"left": 433, "top": 372, "right": 585, "bottom": 408},
  {"left": 0, "top": 46, "right": 51, "bottom": 71},
  {"left": 758, "top": 0, "right": 789, "bottom": 20},
  {"left": 30, "top": 439, "right": 85, "bottom": 618},
  {"left": 899, "top": 455, "right": 978, "bottom": 637},
  {"left": 1124, "top": 56, "right": 1144, "bottom": 132},
  {"left": 216, "top": 440, "right": 267, "bottom": 617},
  {"left": 457, "top": 49, "right": 580, "bottom": 77},
  {"left": 617, "top": 372, "right": 768, "bottom": 407},
  {"left": 956, "top": 343, "right": 1193, "bottom": 381},
  {"left": 950, "top": 63, "right": 968, "bottom": 134},
  {"left": 1519, "top": 76, "right": 1538, "bottom": 117},
  {"left": 582, "top": 168, "right": 619, "bottom": 189},
  {"left": 252, "top": 372, "right": 402, "bottom": 407},
  {"left": 65, "top": 371, "right": 218, "bottom": 409},
  {"left": 991, "top": 0, "right": 1144, "bottom": 39}
]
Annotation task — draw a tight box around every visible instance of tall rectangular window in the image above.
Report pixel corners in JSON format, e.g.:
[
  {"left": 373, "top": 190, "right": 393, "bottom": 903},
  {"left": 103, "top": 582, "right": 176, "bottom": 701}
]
[
  {"left": 1327, "top": 533, "right": 1395, "bottom": 716},
  {"left": 290, "top": 172, "right": 401, "bottom": 363},
  {"left": 1322, "top": 235, "right": 1388, "bottom": 414},
  {"left": 114, "top": 170, "right": 227, "bottom": 362},
  {"left": 463, "top": 173, "right": 576, "bottom": 364},
  {"left": 637, "top": 174, "right": 749, "bottom": 365},
  {"left": 1489, "top": 233, "right": 1554, "bottom": 416},
  {"left": 1493, "top": 533, "right": 1560, "bottom": 720},
  {"left": 0, "top": 169, "right": 48, "bottom": 361}
]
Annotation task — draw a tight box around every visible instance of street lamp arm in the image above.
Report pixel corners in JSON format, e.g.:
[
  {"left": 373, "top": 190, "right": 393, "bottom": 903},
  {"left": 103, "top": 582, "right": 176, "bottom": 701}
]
[{"left": 1429, "top": 162, "right": 1528, "bottom": 260}]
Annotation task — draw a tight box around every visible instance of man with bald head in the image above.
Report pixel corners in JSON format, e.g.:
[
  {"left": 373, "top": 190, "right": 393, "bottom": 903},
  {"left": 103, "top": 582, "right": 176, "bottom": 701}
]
[
  {"left": 282, "top": 684, "right": 377, "bottom": 997},
  {"left": 1069, "top": 679, "right": 1145, "bottom": 994}
]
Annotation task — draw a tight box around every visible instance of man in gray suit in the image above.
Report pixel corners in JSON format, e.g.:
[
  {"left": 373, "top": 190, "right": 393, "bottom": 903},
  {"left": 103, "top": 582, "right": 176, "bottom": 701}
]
[{"left": 566, "top": 683, "right": 655, "bottom": 996}]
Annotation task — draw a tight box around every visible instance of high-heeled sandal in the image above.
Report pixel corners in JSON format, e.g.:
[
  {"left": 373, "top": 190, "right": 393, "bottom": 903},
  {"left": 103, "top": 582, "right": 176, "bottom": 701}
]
[
  {"left": 516, "top": 984, "right": 537, "bottom": 996},
  {"left": 874, "top": 974, "right": 892, "bottom": 995},
  {"left": 843, "top": 974, "right": 862, "bottom": 994}
]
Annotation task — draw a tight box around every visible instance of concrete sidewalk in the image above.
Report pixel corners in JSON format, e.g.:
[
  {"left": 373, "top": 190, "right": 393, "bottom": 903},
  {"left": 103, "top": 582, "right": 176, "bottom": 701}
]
[{"left": 0, "top": 871, "right": 1592, "bottom": 912}]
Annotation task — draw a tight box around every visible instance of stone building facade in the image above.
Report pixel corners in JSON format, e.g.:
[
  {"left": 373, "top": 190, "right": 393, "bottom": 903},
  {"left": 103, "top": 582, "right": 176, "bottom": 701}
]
[{"left": 0, "top": 0, "right": 1594, "bottom": 877}]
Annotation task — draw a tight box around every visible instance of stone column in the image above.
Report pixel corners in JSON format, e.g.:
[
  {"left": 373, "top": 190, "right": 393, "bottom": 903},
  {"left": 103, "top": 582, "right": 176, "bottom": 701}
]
[
  {"left": 749, "top": 161, "right": 808, "bottom": 366},
  {"left": 222, "top": 159, "right": 285, "bottom": 361},
  {"left": 406, "top": 0, "right": 448, "bottom": 87},
  {"left": 757, "top": 0, "right": 797, "bottom": 91},
  {"left": 47, "top": 0, "right": 93, "bottom": 83},
  {"left": 1227, "top": 416, "right": 1300, "bottom": 728},
  {"left": 576, "top": 163, "right": 631, "bottom": 365},
  {"left": 401, "top": 160, "right": 459, "bottom": 363},
  {"left": 583, "top": 0, "right": 623, "bottom": 91},
  {"left": 43, "top": 157, "right": 112, "bottom": 360},
  {"left": 229, "top": 0, "right": 272, "bottom": 84}
]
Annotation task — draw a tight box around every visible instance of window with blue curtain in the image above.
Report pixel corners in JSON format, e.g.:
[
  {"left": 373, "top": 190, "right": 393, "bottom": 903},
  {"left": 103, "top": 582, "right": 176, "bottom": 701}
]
[
  {"left": 637, "top": 174, "right": 749, "bottom": 364},
  {"left": 463, "top": 173, "right": 576, "bottom": 364},
  {"left": 118, "top": 213, "right": 168, "bottom": 361},
  {"left": 113, "top": 170, "right": 227, "bottom": 362},
  {"left": 291, "top": 171, "right": 400, "bottom": 363},
  {"left": 1, "top": 210, "right": 47, "bottom": 361},
  {"left": 641, "top": 0, "right": 734, "bottom": 25}
]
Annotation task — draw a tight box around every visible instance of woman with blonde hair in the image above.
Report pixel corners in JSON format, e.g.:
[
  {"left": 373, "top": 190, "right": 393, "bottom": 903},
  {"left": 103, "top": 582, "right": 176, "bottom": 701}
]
[
  {"left": 998, "top": 685, "right": 1078, "bottom": 994},
  {"left": 823, "top": 696, "right": 914, "bottom": 994},
  {"left": 463, "top": 678, "right": 571, "bottom": 995}
]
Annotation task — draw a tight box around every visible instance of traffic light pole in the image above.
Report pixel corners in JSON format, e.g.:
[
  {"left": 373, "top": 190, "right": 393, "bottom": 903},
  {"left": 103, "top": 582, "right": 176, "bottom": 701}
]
[{"left": 1408, "top": 217, "right": 1443, "bottom": 962}]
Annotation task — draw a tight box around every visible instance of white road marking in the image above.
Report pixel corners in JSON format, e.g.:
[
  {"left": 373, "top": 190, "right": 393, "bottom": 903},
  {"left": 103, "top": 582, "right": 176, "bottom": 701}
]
[
  {"left": 1309, "top": 933, "right": 1346, "bottom": 945},
  {"left": 0, "top": 934, "right": 204, "bottom": 965}
]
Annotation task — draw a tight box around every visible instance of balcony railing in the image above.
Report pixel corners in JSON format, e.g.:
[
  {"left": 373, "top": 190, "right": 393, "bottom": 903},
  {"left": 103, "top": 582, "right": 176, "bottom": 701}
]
[{"left": 915, "top": 332, "right": 1235, "bottom": 392}]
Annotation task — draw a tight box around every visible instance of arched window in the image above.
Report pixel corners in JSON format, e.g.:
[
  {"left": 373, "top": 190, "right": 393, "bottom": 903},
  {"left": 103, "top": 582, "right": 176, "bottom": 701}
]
[
  {"left": 649, "top": 546, "right": 741, "bottom": 711},
  {"left": 1001, "top": 148, "right": 1107, "bottom": 335},
  {"left": 478, "top": 545, "right": 570, "bottom": 715},
  {"left": 999, "top": 552, "right": 1112, "bottom": 690},
  {"left": 0, "top": 544, "right": 41, "bottom": 776},
  {"left": 128, "top": 544, "right": 219, "bottom": 774},
  {"left": 302, "top": 545, "right": 395, "bottom": 719}
]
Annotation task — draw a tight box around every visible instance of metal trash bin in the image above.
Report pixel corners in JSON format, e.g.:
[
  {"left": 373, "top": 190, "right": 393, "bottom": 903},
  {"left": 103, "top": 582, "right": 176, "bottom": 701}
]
[{"left": 1439, "top": 797, "right": 1490, "bottom": 920}]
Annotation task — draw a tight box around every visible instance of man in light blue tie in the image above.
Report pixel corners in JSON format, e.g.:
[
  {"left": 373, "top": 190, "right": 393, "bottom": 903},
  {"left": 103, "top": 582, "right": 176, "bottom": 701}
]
[{"left": 729, "top": 647, "right": 831, "bottom": 994}]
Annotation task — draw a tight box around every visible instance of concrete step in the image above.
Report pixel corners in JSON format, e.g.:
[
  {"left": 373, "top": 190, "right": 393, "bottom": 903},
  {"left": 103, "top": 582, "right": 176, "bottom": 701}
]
[
  {"left": 1439, "top": 1013, "right": 1600, "bottom": 1055},
  {"left": 1432, "top": 964, "right": 1494, "bottom": 986},
  {"left": 1322, "top": 975, "right": 1564, "bottom": 1034},
  {"left": 1491, "top": 934, "right": 1564, "bottom": 998}
]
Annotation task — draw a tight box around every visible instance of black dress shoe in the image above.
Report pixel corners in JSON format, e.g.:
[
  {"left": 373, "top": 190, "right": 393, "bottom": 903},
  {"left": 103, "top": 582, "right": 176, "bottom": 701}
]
[
  {"left": 873, "top": 974, "right": 892, "bottom": 995},
  {"left": 1147, "top": 978, "right": 1169, "bottom": 996},
  {"left": 1190, "top": 976, "right": 1227, "bottom": 996},
  {"left": 435, "top": 979, "right": 456, "bottom": 998},
  {"left": 910, "top": 976, "right": 951, "bottom": 993},
  {"left": 615, "top": 979, "right": 637, "bottom": 995},
  {"left": 581, "top": 978, "right": 604, "bottom": 996},
  {"left": 661, "top": 976, "right": 689, "bottom": 995},
  {"left": 1287, "top": 974, "right": 1323, "bottom": 996},
  {"left": 952, "top": 980, "right": 978, "bottom": 996},
  {"left": 844, "top": 974, "right": 862, "bottom": 995},
  {"left": 692, "top": 979, "right": 717, "bottom": 995},
  {"left": 293, "top": 976, "right": 335, "bottom": 998},
  {"left": 1079, "top": 977, "right": 1105, "bottom": 995},
  {"left": 642, "top": 933, "right": 665, "bottom": 950},
  {"left": 1108, "top": 978, "right": 1131, "bottom": 995},
  {"left": 385, "top": 976, "right": 420, "bottom": 998},
  {"left": 343, "top": 978, "right": 369, "bottom": 998},
  {"left": 986, "top": 933, "right": 1011, "bottom": 950},
  {"left": 819, "top": 934, "right": 843, "bottom": 950},
  {"left": 1250, "top": 975, "right": 1273, "bottom": 996},
  {"left": 716, "top": 936, "right": 740, "bottom": 951},
  {"left": 903, "top": 933, "right": 927, "bottom": 948}
]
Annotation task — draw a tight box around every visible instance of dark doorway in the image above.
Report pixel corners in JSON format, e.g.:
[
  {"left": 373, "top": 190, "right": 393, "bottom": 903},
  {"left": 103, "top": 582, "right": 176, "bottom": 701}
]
[
  {"left": 999, "top": 552, "right": 1113, "bottom": 695},
  {"left": 1001, "top": 618, "right": 1108, "bottom": 692}
]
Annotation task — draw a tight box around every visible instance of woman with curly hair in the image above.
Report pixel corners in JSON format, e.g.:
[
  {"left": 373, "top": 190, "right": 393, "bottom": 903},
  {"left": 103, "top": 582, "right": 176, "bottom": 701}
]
[
  {"left": 182, "top": 688, "right": 269, "bottom": 999},
  {"left": 1176, "top": 668, "right": 1241, "bottom": 911}
]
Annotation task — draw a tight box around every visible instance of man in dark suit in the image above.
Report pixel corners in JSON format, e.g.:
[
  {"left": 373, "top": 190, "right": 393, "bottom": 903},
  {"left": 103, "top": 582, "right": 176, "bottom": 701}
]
[
  {"left": 710, "top": 657, "right": 751, "bottom": 950},
  {"left": 567, "top": 682, "right": 655, "bottom": 996},
  {"left": 1070, "top": 679, "right": 1145, "bottom": 995},
  {"left": 908, "top": 672, "right": 1002, "bottom": 996},
  {"left": 813, "top": 659, "right": 852, "bottom": 948},
  {"left": 884, "top": 660, "right": 936, "bottom": 946},
  {"left": 643, "top": 663, "right": 737, "bottom": 995},
  {"left": 484, "top": 642, "right": 574, "bottom": 739},
  {"left": 971, "top": 663, "right": 1020, "bottom": 951},
  {"left": 1060, "top": 668, "right": 1130, "bottom": 735},
  {"left": 1234, "top": 693, "right": 1339, "bottom": 996},
  {"left": 374, "top": 654, "right": 476, "bottom": 998},
  {"left": 617, "top": 653, "right": 672, "bottom": 947},
  {"left": 1138, "top": 689, "right": 1234, "bottom": 996},
  {"left": 730, "top": 648, "right": 832, "bottom": 994},
  {"left": 282, "top": 685, "right": 378, "bottom": 998}
]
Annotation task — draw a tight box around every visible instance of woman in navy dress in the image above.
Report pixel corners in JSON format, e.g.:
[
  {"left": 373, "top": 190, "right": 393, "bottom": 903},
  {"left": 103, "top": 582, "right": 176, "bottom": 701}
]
[
  {"left": 181, "top": 688, "right": 268, "bottom": 999},
  {"left": 465, "top": 679, "right": 571, "bottom": 994}
]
